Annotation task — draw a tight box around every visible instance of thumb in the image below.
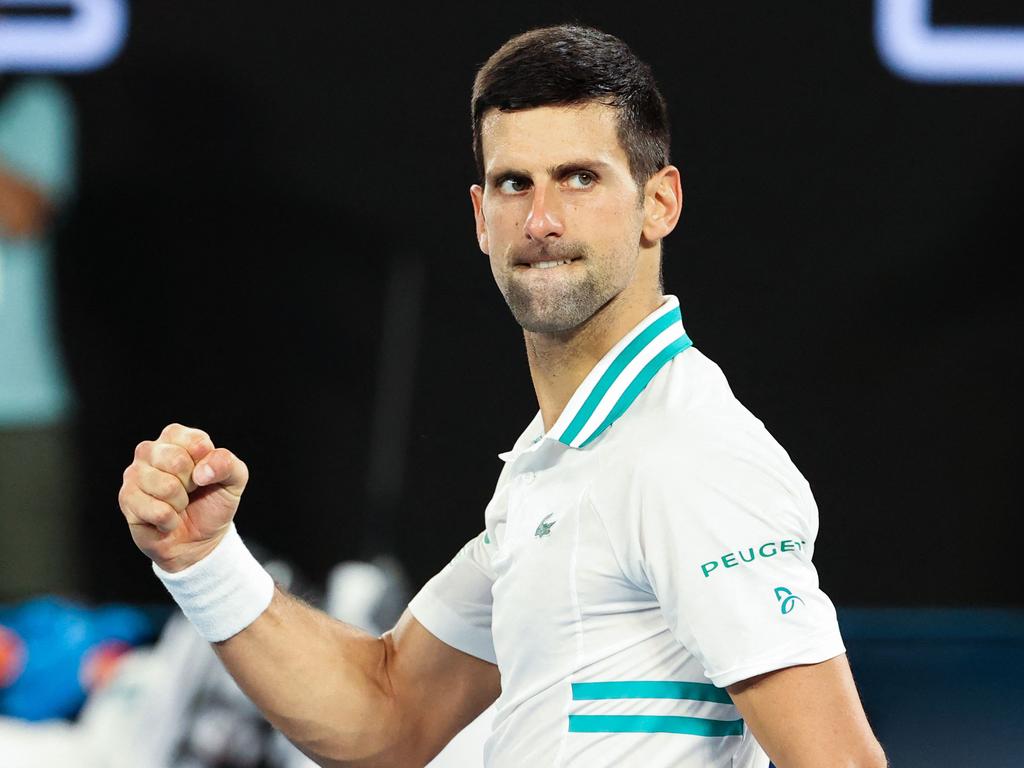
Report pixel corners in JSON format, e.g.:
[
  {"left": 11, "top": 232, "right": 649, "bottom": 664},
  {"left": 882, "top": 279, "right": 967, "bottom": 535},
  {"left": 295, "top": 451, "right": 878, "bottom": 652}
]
[{"left": 192, "top": 447, "right": 249, "bottom": 496}]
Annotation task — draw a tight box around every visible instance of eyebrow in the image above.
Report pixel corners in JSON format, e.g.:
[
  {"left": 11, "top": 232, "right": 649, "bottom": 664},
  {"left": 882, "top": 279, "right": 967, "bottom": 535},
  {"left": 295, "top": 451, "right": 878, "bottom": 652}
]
[{"left": 487, "top": 160, "right": 614, "bottom": 185}]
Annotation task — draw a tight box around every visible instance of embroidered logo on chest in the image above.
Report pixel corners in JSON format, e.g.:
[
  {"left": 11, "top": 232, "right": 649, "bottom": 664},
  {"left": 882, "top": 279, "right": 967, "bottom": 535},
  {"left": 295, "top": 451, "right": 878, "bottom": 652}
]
[{"left": 534, "top": 513, "right": 556, "bottom": 539}]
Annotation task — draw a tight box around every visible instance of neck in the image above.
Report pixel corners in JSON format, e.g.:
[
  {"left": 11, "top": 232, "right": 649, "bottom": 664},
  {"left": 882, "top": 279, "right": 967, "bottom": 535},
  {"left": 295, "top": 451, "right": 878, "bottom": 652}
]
[{"left": 526, "top": 287, "right": 664, "bottom": 432}]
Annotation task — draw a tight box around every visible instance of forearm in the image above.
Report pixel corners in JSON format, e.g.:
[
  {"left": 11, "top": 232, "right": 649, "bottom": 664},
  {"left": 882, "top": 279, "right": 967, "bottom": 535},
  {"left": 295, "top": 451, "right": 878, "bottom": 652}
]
[
  {"left": 121, "top": 427, "right": 464, "bottom": 767},
  {"left": 213, "top": 586, "right": 399, "bottom": 766}
]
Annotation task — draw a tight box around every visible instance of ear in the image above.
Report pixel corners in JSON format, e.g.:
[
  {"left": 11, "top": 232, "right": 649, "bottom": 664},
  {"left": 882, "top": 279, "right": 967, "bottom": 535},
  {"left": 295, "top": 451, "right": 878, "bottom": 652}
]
[
  {"left": 641, "top": 165, "right": 683, "bottom": 245},
  {"left": 470, "top": 184, "right": 489, "bottom": 254}
]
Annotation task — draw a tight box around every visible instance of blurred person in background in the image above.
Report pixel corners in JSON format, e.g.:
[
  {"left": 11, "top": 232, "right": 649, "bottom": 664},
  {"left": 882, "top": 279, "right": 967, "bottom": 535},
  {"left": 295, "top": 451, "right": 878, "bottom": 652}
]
[
  {"left": 117, "top": 25, "right": 886, "bottom": 768},
  {"left": 0, "top": 73, "right": 78, "bottom": 600}
]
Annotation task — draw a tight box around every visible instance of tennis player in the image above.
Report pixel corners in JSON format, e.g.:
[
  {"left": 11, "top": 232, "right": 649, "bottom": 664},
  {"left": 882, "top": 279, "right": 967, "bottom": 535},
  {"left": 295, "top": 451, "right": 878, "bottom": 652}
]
[{"left": 118, "top": 24, "right": 886, "bottom": 768}]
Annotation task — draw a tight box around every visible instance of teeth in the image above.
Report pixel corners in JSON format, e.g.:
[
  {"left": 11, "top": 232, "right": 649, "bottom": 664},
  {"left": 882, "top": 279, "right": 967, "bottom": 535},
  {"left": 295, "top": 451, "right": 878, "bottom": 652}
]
[{"left": 530, "top": 259, "right": 573, "bottom": 269}]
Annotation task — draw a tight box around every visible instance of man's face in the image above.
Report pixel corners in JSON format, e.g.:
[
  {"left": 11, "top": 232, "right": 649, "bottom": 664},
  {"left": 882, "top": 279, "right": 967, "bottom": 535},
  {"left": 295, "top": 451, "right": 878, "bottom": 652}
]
[{"left": 470, "top": 102, "right": 648, "bottom": 334}]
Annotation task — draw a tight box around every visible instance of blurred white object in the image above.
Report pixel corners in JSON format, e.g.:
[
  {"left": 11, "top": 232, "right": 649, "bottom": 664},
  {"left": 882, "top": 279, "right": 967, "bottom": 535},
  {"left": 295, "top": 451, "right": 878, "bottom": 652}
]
[
  {"left": 83, "top": 614, "right": 219, "bottom": 767},
  {"left": 875, "top": 0, "right": 1024, "bottom": 83},
  {"left": 0, "top": 612, "right": 216, "bottom": 768},
  {"left": 0, "top": 553, "right": 490, "bottom": 767},
  {"left": 0, "top": 0, "right": 129, "bottom": 73},
  {"left": 0, "top": 715, "right": 81, "bottom": 766},
  {"left": 325, "top": 560, "right": 391, "bottom": 633}
]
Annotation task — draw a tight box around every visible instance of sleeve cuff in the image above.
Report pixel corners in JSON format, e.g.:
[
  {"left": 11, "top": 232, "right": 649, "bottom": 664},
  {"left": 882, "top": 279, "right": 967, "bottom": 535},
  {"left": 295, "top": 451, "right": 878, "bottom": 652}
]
[
  {"left": 408, "top": 589, "right": 498, "bottom": 665},
  {"left": 705, "top": 625, "right": 847, "bottom": 688}
]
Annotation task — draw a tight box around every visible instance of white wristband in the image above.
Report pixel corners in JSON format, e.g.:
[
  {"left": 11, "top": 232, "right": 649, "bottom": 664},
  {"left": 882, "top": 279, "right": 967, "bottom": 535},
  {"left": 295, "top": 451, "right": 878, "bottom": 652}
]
[{"left": 152, "top": 523, "right": 275, "bottom": 642}]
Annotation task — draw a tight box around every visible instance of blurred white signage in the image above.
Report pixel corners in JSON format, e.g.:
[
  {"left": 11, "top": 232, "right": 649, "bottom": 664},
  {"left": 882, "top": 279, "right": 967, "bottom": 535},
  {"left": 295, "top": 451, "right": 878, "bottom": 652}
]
[
  {"left": 0, "top": 0, "right": 128, "bottom": 72},
  {"left": 876, "top": 0, "right": 1024, "bottom": 83}
]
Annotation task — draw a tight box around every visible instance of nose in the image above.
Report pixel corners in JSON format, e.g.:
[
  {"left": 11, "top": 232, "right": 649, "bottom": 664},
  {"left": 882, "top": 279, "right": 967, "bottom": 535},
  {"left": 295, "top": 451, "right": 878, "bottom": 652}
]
[{"left": 524, "top": 184, "right": 564, "bottom": 241}]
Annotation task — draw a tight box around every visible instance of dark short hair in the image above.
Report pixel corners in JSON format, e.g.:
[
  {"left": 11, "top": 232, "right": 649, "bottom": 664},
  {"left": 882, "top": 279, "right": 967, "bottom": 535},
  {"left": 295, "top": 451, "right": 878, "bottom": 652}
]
[{"left": 472, "top": 25, "right": 670, "bottom": 192}]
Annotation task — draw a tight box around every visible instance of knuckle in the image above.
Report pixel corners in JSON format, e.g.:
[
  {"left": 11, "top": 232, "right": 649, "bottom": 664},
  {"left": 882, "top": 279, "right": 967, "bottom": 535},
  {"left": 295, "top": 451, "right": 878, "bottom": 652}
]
[
  {"left": 153, "top": 444, "right": 191, "bottom": 475},
  {"left": 168, "top": 448, "right": 193, "bottom": 475},
  {"left": 160, "top": 422, "right": 184, "bottom": 441},
  {"left": 144, "top": 501, "right": 173, "bottom": 525},
  {"left": 187, "top": 432, "right": 212, "bottom": 452},
  {"left": 154, "top": 505, "right": 174, "bottom": 523},
  {"left": 155, "top": 474, "right": 182, "bottom": 500},
  {"left": 134, "top": 440, "right": 151, "bottom": 459}
]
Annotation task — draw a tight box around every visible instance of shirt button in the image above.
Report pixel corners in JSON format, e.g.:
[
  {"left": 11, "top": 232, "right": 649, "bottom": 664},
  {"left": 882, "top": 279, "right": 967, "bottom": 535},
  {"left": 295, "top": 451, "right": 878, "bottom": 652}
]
[{"left": 522, "top": 472, "right": 536, "bottom": 485}]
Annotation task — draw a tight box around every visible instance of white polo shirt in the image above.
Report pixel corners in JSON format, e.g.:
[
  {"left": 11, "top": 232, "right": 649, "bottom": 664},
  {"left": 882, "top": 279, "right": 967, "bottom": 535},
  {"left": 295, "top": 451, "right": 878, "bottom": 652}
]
[{"left": 409, "top": 295, "right": 845, "bottom": 767}]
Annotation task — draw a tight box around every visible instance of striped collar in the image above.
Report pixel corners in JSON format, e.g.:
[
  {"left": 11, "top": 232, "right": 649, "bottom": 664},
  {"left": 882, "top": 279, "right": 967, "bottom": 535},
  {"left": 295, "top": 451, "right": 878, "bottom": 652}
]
[{"left": 504, "top": 295, "right": 691, "bottom": 459}]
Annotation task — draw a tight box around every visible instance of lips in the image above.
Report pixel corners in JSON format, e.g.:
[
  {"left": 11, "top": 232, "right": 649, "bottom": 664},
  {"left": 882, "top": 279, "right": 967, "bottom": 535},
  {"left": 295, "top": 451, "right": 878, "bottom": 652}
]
[
  {"left": 522, "top": 257, "right": 582, "bottom": 270},
  {"left": 513, "top": 252, "right": 586, "bottom": 271},
  {"left": 511, "top": 242, "right": 589, "bottom": 268}
]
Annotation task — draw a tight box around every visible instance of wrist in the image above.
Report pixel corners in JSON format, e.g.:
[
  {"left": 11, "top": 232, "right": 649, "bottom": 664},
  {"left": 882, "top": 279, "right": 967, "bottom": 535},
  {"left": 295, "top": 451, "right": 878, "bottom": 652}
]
[
  {"left": 154, "top": 533, "right": 226, "bottom": 574},
  {"left": 153, "top": 523, "right": 275, "bottom": 642}
]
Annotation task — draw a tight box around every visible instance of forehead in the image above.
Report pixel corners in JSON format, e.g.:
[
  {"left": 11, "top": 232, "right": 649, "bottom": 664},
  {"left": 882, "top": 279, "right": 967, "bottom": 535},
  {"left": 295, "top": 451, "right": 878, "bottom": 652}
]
[{"left": 479, "top": 102, "right": 628, "bottom": 173}]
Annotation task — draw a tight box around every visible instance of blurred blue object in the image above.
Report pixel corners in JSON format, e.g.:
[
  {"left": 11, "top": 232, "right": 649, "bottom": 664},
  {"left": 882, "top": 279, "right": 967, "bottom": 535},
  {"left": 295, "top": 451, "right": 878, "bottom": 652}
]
[
  {"left": 840, "top": 608, "right": 1024, "bottom": 768},
  {"left": 0, "top": 596, "right": 165, "bottom": 721}
]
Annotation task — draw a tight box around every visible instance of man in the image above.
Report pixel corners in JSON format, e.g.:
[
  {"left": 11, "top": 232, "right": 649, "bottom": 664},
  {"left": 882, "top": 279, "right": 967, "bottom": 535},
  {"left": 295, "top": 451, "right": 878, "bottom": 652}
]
[{"left": 118, "top": 25, "right": 886, "bottom": 767}]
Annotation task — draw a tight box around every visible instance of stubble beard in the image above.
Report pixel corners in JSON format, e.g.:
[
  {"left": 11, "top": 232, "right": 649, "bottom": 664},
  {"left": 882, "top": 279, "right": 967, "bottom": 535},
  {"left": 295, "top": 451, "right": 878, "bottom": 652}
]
[{"left": 498, "top": 242, "right": 629, "bottom": 334}]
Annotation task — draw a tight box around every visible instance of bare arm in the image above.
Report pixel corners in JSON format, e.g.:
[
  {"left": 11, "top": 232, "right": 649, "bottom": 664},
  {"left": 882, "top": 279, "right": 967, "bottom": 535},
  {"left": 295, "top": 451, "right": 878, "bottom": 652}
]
[
  {"left": 214, "top": 595, "right": 499, "bottom": 767},
  {"left": 119, "top": 423, "right": 500, "bottom": 767},
  {"left": 727, "top": 655, "right": 886, "bottom": 768}
]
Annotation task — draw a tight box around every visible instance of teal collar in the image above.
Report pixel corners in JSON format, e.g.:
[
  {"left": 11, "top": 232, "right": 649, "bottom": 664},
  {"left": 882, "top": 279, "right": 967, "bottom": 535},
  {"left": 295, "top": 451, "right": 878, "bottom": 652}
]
[{"left": 548, "top": 295, "right": 691, "bottom": 449}]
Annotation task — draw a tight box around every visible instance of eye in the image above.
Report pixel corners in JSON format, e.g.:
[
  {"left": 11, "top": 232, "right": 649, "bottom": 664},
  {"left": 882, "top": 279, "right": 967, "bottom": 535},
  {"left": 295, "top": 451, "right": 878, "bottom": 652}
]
[
  {"left": 566, "top": 172, "right": 595, "bottom": 190},
  {"left": 498, "top": 176, "right": 529, "bottom": 194}
]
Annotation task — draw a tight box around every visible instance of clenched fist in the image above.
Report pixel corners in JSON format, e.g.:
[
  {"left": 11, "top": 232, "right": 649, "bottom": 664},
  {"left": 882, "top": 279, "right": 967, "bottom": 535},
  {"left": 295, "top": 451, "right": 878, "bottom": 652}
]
[{"left": 118, "top": 423, "right": 249, "bottom": 573}]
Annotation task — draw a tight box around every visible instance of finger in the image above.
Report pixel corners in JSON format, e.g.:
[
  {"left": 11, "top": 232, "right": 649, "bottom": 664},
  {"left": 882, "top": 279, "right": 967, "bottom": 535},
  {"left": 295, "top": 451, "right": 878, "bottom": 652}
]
[
  {"left": 193, "top": 447, "right": 249, "bottom": 496},
  {"left": 148, "top": 442, "right": 199, "bottom": 494},
  {"left": 119, "top": 486, "right": 181, "bottom": 533},
  {"left": 135, "top": 463, "right": 190, "bottom": 512},
  {"left": 157, "top": 423, "right": 216, "bottom": 463}
]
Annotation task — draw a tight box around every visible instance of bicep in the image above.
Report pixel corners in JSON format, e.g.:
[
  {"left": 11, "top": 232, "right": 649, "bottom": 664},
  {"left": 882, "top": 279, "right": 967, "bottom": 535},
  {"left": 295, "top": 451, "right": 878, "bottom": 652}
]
[
  {"left": 380, "top": 610, "right": 500, "bottom": 766},
  {"left": 727, "top": 655, "right": 885, "bottom": 768}
]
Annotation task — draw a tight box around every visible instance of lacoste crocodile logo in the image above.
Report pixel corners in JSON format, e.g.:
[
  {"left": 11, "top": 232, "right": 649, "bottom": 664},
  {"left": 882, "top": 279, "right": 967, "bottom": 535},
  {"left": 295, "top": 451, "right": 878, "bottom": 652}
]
[{"left": 535, "top": 513, "right": 556, "bottom": 539}]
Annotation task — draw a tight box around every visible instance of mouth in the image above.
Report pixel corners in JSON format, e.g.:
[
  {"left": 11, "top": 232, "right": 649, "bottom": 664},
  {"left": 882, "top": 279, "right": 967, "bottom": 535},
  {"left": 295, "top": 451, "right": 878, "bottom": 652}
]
[{"left": 514, "top": 256, "right": 584, "bottom": 271}]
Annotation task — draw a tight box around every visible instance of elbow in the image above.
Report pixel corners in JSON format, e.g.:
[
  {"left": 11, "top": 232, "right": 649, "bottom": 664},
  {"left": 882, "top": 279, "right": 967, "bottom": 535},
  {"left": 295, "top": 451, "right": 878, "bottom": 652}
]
[
  {"left": 312, "top": 699, "right": 406, "bottom": 767},
  {"left": 782, "top": 741, "right": 888, "bottom": 768},
  {"left": 837, "top": 741, "right": 888, "bottom": 768},
  {"left": 866, "top": 741, "right": 889, "bottom": 768}
]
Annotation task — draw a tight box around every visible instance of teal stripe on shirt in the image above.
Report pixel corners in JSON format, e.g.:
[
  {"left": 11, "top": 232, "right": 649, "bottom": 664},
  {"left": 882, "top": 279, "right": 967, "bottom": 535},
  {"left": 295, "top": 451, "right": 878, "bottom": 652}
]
[
  {"left": 557, "top": 307, "right": 681, "bottom": 446},
  {"left": 568, "top": 714, "right": 744, "bottom": 737},
  {"left": 579, "top": 333, "right": 692, "bottom": 448},
  {"left": 572, "top": 680, "right": 733, "bottom": 704}
]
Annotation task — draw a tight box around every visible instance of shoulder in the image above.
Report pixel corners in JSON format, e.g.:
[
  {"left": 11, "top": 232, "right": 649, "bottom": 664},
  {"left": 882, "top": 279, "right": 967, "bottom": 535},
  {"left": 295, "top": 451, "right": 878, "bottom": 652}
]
[
  {"left": 590, "top": 346, "right": 816, "bottom": 532},
  {"left": 602, "top": 346, "right": 807, "bottom": 478}
]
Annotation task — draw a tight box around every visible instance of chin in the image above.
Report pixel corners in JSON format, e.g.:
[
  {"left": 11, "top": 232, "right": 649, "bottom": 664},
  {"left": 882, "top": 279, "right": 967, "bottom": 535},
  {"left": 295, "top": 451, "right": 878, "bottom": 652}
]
[
  {"left": 500, "top": 269, "right": 618, "bottom": 335},
  {"left": 516, "top": 314, "right": 584, "bottom": 334},
  {"left": 508, "top": 295, "right": 602, "bottom": 334}
]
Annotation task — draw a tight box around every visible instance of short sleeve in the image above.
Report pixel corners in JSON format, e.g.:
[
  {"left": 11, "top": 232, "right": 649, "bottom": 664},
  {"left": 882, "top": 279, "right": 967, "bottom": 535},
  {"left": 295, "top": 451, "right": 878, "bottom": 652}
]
[
  {"left": 408, "top": 531, "right": 497, "bottom": 664},
  {"left": 630, "top": 428, "right": 845, "bottom": 688}
]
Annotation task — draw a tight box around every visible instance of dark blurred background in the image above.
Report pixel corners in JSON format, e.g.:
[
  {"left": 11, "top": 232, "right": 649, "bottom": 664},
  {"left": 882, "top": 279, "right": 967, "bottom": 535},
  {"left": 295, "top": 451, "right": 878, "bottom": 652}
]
[
  {"left": 2, "top": 2, "right": 1022, "bottom": 765},
  {"left": 38, "top": 1, "right": 1019, "bottom": 606}
]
